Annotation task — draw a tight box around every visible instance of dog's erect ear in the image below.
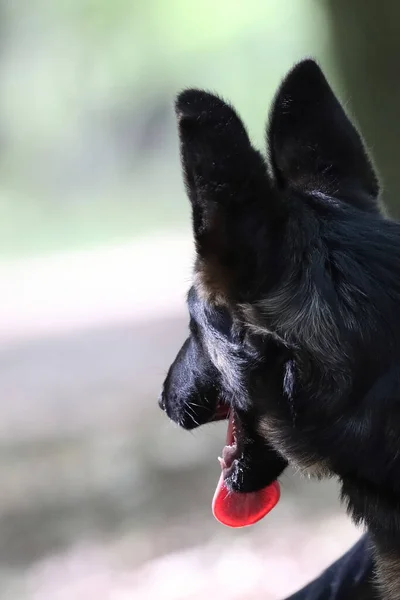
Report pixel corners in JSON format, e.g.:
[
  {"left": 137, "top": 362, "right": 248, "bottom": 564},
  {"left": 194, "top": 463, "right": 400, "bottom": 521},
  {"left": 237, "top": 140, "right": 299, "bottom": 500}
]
[
  {"left": 268, "top": 59, "right": 379, "bottom": 210},
  {"left": 176, "top": 90, "right": 272, "bottom": 243},
  {"left": 176, "top": 90, "right": 275, "bottom": 301}
]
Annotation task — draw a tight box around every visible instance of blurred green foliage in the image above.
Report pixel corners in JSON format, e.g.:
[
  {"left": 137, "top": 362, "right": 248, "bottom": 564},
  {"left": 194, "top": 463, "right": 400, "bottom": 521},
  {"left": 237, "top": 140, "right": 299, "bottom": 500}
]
[{"left": 0, "top": 0, "right": 334, "bottom": 257}]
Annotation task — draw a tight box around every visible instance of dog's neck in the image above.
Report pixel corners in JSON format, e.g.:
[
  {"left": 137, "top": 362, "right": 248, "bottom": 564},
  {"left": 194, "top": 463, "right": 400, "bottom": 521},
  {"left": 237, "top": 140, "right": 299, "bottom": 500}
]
[{"left": 372, "top": 534, "right": 400, "bottom": 599}]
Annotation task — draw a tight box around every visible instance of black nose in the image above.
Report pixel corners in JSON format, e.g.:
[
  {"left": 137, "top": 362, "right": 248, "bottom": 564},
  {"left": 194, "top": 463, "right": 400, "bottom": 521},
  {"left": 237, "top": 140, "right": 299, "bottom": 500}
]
[{"left": 158, "top": 391, "right": 166, "bottom": 411}]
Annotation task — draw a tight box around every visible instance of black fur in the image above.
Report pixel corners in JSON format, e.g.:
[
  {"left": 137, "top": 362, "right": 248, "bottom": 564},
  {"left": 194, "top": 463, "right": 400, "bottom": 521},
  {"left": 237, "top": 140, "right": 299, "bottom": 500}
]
[
  {"left": 287, "top": 534, "right": 375, "bottom": 600},
  {"left": 159, "top": 59, "right": 400, "bottom": 598}
]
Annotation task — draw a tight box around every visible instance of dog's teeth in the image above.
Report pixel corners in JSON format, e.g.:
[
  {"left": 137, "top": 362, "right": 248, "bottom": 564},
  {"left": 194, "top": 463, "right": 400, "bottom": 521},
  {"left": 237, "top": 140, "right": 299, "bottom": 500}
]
[{"left": 218, "top": 456, "right": 226, "bottom": 469}]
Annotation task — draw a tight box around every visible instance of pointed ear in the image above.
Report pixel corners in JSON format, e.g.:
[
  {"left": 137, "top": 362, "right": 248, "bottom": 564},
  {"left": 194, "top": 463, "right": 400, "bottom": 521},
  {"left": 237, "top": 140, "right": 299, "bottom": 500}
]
[
  {"left": 175, "top": 90, "right": 274, "bottom": 302},
  {"left": 268, "top": 59, "right": 379, "bottom": 210},
  {"left": 176, "top": 89, "right": 271, "bottom": 243}
]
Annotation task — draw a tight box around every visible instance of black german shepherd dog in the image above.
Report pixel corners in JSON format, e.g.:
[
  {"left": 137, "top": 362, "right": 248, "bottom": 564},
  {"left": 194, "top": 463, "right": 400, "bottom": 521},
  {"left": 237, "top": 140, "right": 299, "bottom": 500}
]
[{"left": 159, "top": 59, "right": 400, "bottom": 599}]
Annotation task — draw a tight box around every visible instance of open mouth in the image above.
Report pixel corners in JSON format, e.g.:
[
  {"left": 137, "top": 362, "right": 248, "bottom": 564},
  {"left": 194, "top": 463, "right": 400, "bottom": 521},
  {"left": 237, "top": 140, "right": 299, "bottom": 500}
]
[
  {"left": 209, "top": 401, "right": 281, "bottom": 528},
  {"left": 159, "top": 392, "right": 281, "bottom": 527},
  {"left": 209, "top": 402, "right": 241, "bottom": 482},
  {"left": 212, "top": 402, "right": 231, "bottom": 422},
  {"left": 217, "top": 409, "right": 240, "bottom": 480},
  {"left": 210, "top": 402, "right": 251, "bottom": 487}
]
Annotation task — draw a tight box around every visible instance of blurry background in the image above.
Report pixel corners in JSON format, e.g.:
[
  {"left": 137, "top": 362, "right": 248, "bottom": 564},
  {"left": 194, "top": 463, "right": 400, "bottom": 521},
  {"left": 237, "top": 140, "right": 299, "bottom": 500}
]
[{"left": 1, "top": 1, "right": 397, "bottom": 598}]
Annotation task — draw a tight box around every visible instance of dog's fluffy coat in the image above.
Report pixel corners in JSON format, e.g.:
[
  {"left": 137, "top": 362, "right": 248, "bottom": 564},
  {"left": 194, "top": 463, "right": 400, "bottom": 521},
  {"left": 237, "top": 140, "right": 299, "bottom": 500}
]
[{"left": 159, "top": 59, "right": 400, "bottom": 599}]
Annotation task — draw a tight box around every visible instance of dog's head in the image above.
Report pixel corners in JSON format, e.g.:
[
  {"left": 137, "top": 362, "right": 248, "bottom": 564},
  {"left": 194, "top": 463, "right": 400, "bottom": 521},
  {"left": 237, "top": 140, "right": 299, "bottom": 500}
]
[{"left": 159, "top": 59, "right": 380, "bottom": 494}]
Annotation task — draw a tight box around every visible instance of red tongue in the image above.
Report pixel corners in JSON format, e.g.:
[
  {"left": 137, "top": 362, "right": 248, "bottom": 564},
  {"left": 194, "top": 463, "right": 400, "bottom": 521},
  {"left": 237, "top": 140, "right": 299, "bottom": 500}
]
[
  {"left": 211, "top": 412, "right": 280, "bottom": 528},
  {"left": 212, "top": 474, "right": 280, "bottom": 527}
]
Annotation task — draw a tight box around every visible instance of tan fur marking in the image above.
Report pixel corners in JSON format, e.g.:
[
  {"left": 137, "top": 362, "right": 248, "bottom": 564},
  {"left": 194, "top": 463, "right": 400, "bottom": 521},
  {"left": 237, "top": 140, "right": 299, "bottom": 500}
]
[
  {"left": 258, "top": 416, "right": 331, "bottom": 480},
  {"left": 374, "top": 550, "right": 400, "bottom": 600},
  {"left": 193, "top": 259, "right": 229, "bottom": 305}
]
